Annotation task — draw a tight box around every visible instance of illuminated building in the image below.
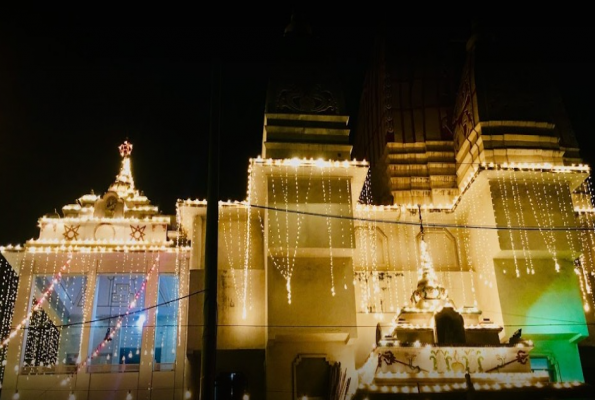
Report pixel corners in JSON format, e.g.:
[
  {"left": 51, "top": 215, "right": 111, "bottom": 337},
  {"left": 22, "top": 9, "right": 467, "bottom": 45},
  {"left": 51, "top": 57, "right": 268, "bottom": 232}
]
[
  {"left": 0, "top": 141, "right": 191, "bottom": 399},
  {"left": 349, "top": 22, "right": 595, "bottom": 399},
  {"left": 1, "top": 17, "right": 594, "bottom": 400}
]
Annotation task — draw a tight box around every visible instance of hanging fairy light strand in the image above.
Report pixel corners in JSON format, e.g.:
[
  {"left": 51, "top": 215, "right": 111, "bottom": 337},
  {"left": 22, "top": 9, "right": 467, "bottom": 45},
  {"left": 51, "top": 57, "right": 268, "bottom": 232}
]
[
  {"left": 220, "top": 201, "right": 251, "bottom": 319},
  {"left": 574, "top": 257, "right": 592, "bottom": 313},
  {"left": 469, "top": 176, "right": 488, "bottom": 294},
  {"left": 552, "top": 171, "right": 591, "bottom": 311},
  {"left": 0, "top": 253, "right": 72, "bottom": 349},
  {"left": 358, "top": 207, "right": 372, "bottom": 313},
  {"left": 75, "top": 253, "right": 160, "bottom": 373},
  {"left": 220, "top": 203, "right": 245, "bottom": 314},
  {"left": 526, "top": 171, "right": 560, "bottom": 273},
  {"left": 249, "top": 159, "right": 313, "bottom": 305},
  {"left": 495, "top": 171, "right": 519, "bottom": 276},
  {"left": 417, "top": 205, "right": 437, "bottom": 284},
  {"left": 269, "top": 168, "right": 294, "bottom": 303},
  {"left": 510, "top": 171, "right": 534, "bottom": 275},
  {"left": 370, "top": 207, "right": 381, "bottom": 316},
  {"left": 244, "top": 161, "right": 259, "bottom": 317},
  {"left": 322, "top": 168, "right": 336, "bottom": 297},
  {"left": 0, "top": 255, "right": 18, "bottom": 389},
  {"left": 453, "top": 210, "right": 469, "bottom": 307},
  {"left": 241, "top": 203, "right": 250, "bottom": 320},
  {"left": 337, "top": 177, "right": 352, "bottom": 293},
  {"left": 578, "top": 177, "right": 595, "bottom": 310}
]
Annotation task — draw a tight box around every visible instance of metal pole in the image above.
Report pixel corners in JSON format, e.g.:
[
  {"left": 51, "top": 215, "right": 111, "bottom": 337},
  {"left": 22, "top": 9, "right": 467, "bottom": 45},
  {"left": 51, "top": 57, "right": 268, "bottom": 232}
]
[{"left": 200, "top": 59, "right": 221, "bottom": 400}]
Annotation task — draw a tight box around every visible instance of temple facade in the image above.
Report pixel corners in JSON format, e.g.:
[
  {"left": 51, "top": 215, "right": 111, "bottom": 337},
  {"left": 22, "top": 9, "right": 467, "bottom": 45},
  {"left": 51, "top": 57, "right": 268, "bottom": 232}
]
[{"left": 1, "top": 18, "right": 594, "bottom": 400}]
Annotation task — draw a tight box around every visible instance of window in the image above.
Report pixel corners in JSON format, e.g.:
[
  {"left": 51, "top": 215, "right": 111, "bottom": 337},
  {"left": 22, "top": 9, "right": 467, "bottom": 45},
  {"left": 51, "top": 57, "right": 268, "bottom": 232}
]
[
  {"left": 22, "top": 275, "right": 87, "bottom": 373},
  {"left": 88, "top": 274, "right": 146, "bottom": 370},
  {"left": 154, "top": 274, "right": 179, "bottom": 370},
  {"left": 531, "top": 356, "right": 557, "bottom": 382}
]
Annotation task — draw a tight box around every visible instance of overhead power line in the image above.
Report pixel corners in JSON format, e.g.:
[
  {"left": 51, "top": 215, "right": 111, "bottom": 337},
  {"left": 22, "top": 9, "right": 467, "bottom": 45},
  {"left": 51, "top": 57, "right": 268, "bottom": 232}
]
[
  {"left": 248, "top": 203, "right": 595, "bottom": 232},
  {"left": 5, "top": 287, "right": 591, "bottom": 332}
]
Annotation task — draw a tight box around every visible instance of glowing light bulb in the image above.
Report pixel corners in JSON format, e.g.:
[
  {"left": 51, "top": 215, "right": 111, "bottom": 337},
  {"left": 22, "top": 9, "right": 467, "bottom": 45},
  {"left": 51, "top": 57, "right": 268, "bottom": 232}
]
[{"left": 136, "top": 313, "right": 146, "bottom": 328}]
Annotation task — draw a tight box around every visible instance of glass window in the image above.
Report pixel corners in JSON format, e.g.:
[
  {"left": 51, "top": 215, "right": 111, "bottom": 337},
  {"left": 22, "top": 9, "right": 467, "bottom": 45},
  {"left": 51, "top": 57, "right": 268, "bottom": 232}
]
[
  {"left": 154, "top": 274, "right": 179, "bottom": 370},
  {"left": 22, "top": 275, "right": 87, "bottom": 373},
  {"left": 88, "top": 274, "right": 146, "bottom": 369}
]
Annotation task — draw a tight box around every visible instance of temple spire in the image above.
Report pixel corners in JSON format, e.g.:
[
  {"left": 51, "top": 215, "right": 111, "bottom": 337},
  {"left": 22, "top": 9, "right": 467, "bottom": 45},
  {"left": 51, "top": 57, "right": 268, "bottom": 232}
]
[
  {"left": 108, "top": 140, "right": 138, "bottom": 198},
  {"left": 411, "top": 206, "right": 450, "bottom": 308}
]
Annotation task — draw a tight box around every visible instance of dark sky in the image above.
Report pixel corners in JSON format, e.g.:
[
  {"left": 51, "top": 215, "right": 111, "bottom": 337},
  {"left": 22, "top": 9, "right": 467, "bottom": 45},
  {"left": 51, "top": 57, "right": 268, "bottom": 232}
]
[{"left": 1, "top": 14, "right": 594, "bottom": 245}]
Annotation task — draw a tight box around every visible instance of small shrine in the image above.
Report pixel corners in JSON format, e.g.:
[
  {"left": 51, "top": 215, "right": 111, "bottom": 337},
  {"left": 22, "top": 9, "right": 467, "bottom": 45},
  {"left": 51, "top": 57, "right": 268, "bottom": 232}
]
[{"left": 355, "top": 210, "right": 551, "bottom": 396}]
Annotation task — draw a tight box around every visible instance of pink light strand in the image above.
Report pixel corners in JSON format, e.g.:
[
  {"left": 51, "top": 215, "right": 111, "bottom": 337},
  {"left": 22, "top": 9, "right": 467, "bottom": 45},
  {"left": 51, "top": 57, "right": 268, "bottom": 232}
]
[
  {"left": 76, "top": 254, "right": 159, "bottom": 372},
  {"left": 0, "top": 253, "right": 72, "bottom": 349}
]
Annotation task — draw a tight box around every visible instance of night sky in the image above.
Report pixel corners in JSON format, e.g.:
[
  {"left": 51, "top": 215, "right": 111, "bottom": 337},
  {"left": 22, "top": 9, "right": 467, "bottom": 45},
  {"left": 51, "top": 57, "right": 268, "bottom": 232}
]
[{"left": 1, "top": 15, "right": 594, "bottom": 246}]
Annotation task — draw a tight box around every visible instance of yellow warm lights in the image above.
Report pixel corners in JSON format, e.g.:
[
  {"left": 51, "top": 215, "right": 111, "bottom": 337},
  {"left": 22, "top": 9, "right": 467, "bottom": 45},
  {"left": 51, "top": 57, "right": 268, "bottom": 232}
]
[
  {"left": 129, "top": 194, "right": 149, "bottom": 203},
  {"left": 78, "top": 194, "right": 99, "bottom": 202},
  {"left": 77, "top": 254, "right": 159, "bottom": 372},
  {"left": 360, "top": 377, "right": 569, "bottom": 393},
  {"left": 354, "top": 203, "right": 405, "bottom": 212},
  {"left": 178, "top": 198, "right": 208, "bottom": 206},
  {"left": 486, "top": 162, "right": 591, "bottom": 173},
  {"left": 0, "top": 244, "right": 23, "bottom": 252},
  {"left": 0, "top": 254, "right": 72, "bottom": 349},
  {"left": 28, "top": 238, "right": 173, "bottom": 246},
  {"left": 24, "top": 245, "right": 190, "bottom": 254},
  {"left": 251, "top": 156, "right": 369, "bottom": 168},
  {"left": 125, "top": 205, "right": 158, "bottom": 212},
  {"left": 373, "top": 161, "right": 592, "bottom": 213},
  {"left": 39, "top": 216, "right": 170, "bottom": 223}
]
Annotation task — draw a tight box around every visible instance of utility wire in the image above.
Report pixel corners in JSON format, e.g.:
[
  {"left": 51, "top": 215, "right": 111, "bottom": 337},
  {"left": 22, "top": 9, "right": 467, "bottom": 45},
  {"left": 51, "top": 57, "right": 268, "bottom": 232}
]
[
  {"left": 52, "top": 288, "right": 206, "bottom": 329},
  {"left": 7, "top": 287, "right": 592, "bottom": 331},
  {"left": 248, "top": 203, "right": 595, "bottom": 231}
]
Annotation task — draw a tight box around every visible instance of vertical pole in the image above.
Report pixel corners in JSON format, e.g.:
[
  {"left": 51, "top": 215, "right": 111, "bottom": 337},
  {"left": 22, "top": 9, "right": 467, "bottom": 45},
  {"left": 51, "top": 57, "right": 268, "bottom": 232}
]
[{"left": 200, "top": 59, "right": 220, "bottom": 400}]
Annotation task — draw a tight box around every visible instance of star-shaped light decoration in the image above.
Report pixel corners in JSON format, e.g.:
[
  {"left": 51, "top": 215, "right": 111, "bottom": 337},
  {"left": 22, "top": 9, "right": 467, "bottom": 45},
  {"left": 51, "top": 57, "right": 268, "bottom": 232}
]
[
  {"left": 63, "top": 225, "right": 80, "bottom": 241},
  {"left": 119, "top": 141, "right": 133, "bottom": 157},
  {"left": 129, "top": 225, "right": 146, "bottom": 241}
]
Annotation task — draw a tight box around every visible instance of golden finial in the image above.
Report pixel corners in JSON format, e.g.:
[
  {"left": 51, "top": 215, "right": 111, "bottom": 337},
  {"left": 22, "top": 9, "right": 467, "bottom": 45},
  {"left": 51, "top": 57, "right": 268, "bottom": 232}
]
[{"left": 119, "top": 141, "right": 133, "bottom": 157}]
